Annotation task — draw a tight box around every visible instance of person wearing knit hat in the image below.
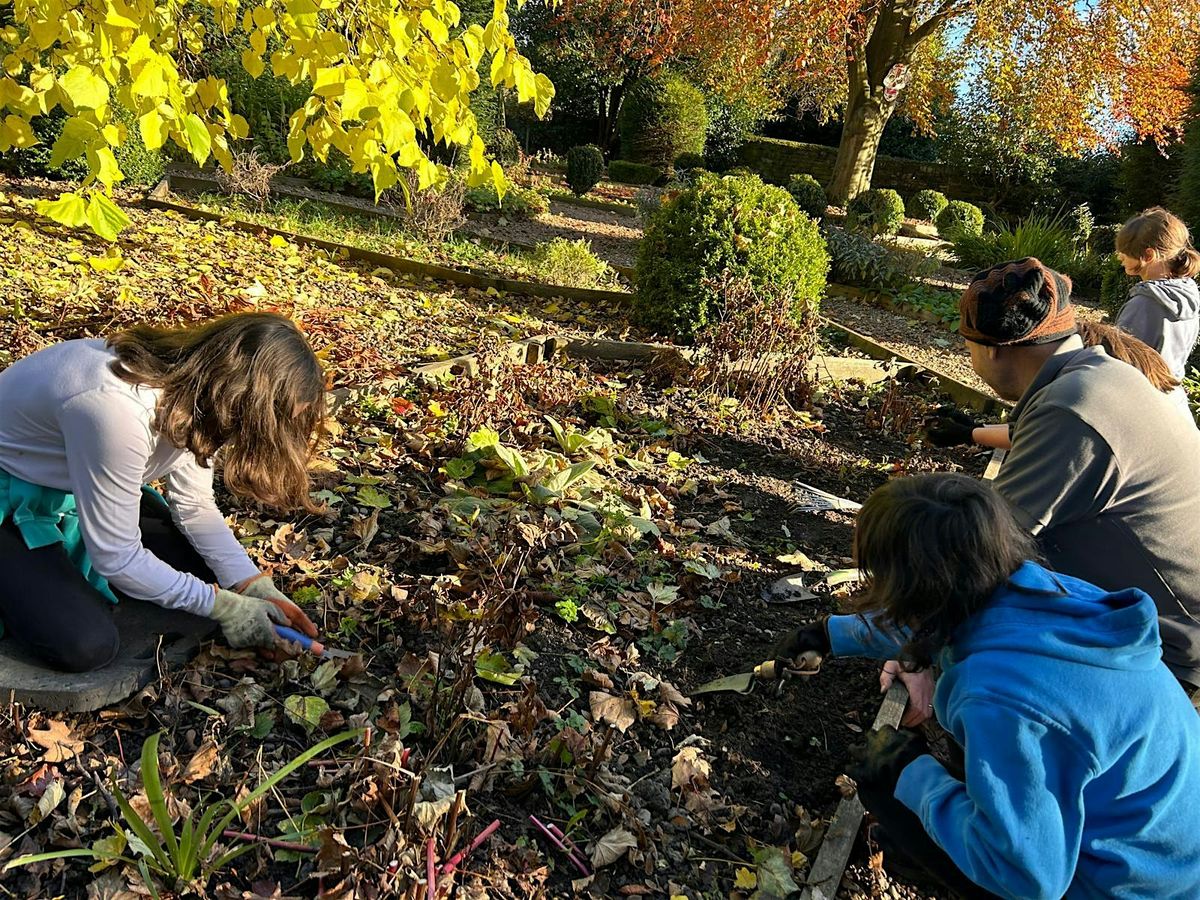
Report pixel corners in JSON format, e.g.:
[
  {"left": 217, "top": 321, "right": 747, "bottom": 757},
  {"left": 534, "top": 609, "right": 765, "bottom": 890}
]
[{"left": 915, "top": 256, "right": 1200, "bottom": 715}]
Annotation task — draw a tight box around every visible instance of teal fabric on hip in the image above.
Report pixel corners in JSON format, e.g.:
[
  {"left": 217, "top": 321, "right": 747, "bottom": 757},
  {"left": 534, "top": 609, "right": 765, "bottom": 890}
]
[{"left": 0, "top": 466, "right": 120, "bottom": 612}]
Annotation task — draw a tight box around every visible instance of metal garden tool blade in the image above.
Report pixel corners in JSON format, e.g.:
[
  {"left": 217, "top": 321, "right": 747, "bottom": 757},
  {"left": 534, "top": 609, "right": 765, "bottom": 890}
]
[{"left": 691, "top": 653, "right": 823, "bottom": 697}]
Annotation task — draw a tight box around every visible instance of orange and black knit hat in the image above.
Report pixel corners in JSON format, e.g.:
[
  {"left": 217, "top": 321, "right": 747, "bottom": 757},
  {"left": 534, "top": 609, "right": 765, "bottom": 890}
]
[{"left": 958, "top": 258, "right": 1077, "bottom": 346}]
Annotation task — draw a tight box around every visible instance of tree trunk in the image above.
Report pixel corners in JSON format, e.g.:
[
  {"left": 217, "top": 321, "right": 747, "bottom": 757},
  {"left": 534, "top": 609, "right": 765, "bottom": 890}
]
[
  {"left": 827, "top": 0, "right": 953, "bottom": 204},
  {"left": 827, "top": 88, "right": 892, "bottom": 204}
]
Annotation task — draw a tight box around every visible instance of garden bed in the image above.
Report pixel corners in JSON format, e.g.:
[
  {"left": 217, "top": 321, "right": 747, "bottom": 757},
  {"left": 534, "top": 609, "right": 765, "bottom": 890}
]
[{"left": 0, "top": 178, "right": 991, "bottom": 899}]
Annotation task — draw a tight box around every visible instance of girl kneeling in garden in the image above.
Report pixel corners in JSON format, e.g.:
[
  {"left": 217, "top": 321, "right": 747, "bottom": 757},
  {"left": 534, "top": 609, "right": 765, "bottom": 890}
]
[
  {"left": 0, "top": 313, "right": 322, "bottom": 672},
  {"left": 776, "top": 473, "right": 1200, "bottom": 899}
]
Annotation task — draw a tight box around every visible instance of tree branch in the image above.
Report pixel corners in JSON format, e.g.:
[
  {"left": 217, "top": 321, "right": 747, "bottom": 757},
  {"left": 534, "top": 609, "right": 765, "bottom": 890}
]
[{"left": 910, "top": 0, "right": 970, "bottom": 46}]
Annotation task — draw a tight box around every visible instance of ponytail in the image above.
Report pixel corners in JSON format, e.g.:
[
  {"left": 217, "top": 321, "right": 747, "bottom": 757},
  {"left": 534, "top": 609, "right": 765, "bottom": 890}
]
[{"left": 1170, "top": 247, "right": 1200, "bottom": 279}]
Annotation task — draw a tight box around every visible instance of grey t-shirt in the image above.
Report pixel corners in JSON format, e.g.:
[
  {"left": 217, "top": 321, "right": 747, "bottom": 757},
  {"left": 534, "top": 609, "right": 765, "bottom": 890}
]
[{"left": 995, "top": 336, "right": 1200, "bottom": 682}]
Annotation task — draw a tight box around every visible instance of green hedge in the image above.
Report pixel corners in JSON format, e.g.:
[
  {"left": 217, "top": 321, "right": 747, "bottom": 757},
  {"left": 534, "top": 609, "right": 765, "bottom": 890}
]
[
  {"left": 1100, "top": 254, "right": 1138, "bottom": 318},
  {"left": 609, "top": 160, "right": 663, "bottom": 185},
  {"left": 618, "top": 74, "right": 708, "bottom": 168},
  {"left": 635, "top": 172, "right": 829, "bottom": 340}
]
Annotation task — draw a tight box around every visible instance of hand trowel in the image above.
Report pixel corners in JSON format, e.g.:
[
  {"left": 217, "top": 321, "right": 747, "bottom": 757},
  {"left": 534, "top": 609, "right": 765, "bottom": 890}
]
[{"left": 691, "top": 651, "right": 822, "bottom": 696}]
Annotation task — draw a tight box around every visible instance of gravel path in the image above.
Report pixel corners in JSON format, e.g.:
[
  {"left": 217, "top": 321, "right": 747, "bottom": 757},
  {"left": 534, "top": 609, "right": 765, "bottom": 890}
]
[
  {"left": 822, "top": 293, "right": 996, "bottom": 395},
  {"left": 461, "top": 199, "right": 642, "bottom": 269}
]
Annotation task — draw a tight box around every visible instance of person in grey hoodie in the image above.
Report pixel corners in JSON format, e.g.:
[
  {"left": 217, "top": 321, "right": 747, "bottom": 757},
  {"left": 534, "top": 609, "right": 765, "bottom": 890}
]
[{"left": 1115, "top": 206, "right": 1200, "bottom": 381}]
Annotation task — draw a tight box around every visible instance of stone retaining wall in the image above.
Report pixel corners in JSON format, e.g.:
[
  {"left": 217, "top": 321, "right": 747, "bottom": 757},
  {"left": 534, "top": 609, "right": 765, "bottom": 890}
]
[{"left": 737, "top": 137, "right": 974, "bottom": 201}]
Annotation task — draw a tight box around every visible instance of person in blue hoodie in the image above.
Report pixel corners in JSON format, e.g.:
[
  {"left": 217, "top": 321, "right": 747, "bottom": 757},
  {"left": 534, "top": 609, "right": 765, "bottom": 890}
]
[{"left": 775, "top": 473, "right": 1200, "bottom": 899}]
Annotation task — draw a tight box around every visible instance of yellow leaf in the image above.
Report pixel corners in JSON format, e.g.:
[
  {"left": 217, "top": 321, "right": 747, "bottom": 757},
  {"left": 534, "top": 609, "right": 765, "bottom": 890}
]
[
  {"left": 183, "top": 113, "right": 212, "bottom": 165},
  {"left": 35, "top": 191, "right": 88, "bottom": 228},
  {"left": 58, "top": 66, "right": 109, "bottom": 111},
  {"left": 269, "top": 235, "right": 289, "bottom": 248},
  {"left": 88, "top": 146, "right": 123, "bottom": 188},
  {"left": 241, "top": 49, "right": 266, "bottom": 79},
  {"left": 734, "top": 867, "right": 757, "bottom": 890},
  {"left": 88, "top": 250, "right": 124, "bottom": 272},
  {"left": 138, "top": 108, "right": 168, "bottom": 151},
  {"left": 49, "top": 117, "right": 97, "bottom": 169},
  {"left": 252, "top": 5, "right": 276, "bottom": 28},
  {"left": 3, "top": 115, "right": 36, "bottom": 149},
  {"left": 85, "top": 192, "right": 131, "bottom": 241},
  {"left": 428, "top": 400, "right": 447, "bottom": 417},
  {"left": 250, "top": 27, "right": 268, "bottom": 56}
]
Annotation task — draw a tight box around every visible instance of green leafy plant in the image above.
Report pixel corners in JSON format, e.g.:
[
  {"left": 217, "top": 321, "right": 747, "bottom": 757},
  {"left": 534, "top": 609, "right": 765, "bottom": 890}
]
[
  {"left": 4, "top": 730, "right": 360, "bottom": 892},
  {"left": 532, "top": 238, "right": 612, "bottom": 289},
  {"left": 635, "top": 172, "right": 829, "bottom": 340},
  {"left": 1067, "top": 203, "right": 1094, "bottom": 247},
  {"left": 787, "top": 174, "right": 829, "bottom": 220},
  {"left": 846, "top": 188, "right": 905, "bottom": 237},
  {"left": 896, "top": 283, "right": 961, "bottom": 329},
  {"left": 907, "top": 189, "right": 948, "bottom": 222},
  {"left": 823, "top": 225, "right": 936, "bottom": 293},
  {"left": 936, "top": 200, "right": 985, "bottom": 238},
  {"left": 608, "top": 159, "right": 663, "bottom": 185},
  {"left": 464, "top": 182, "right": 550, "bottom": 218},
  {"left": 618, "top": 73, "right": 708, "bottom": 168},
  {"left": 565, "top": 144, "right": 606, "bottom": 196},
  {"left": 1089, "top": 222, "right": 1121, "bottom": 255},
  {"left": 950, "top": 211, "right": 1078, "bottom": 271}
]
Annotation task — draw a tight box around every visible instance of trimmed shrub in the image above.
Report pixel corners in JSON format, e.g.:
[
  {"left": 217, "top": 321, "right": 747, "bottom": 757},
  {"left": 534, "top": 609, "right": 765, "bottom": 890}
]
[
  {"left": 491, "top": 127, "right": 522, "bottom": 167},
  {"left": 532, "top": 238, "right": 612, "bottom": 288},
  {"left": 936, "top": 200, "right": 985, "bottom": 237},
  {"left": 635, "top": 172, "right": 829, "bottom": 341},
  {"left": 1089, "top": 223, "right": 1121, "bottom": 255},
  {"left": 907, "top": 190, "right": 948, "bottom": 222},
  {"left": 565, "top": 144, "right": 605, "bottom": 196},
  {"left": 1100, "top": 253, "right": 1138, "bottom": 318},
  {"left": 464, "top": 182, "right": 549, "bottom": 218},
  {"left": 846, "top": 188, "right": 905, "bottom": 237},
  {"left": 824, "top": 225, "right": 937, "bottom": 294},
  {"left": 618, "top": 74, "right": 708, "bottom": 168},
  {"left": 674, "top": 151, "right": 706, "bottom": 172},
  {"left": 787, "top": 174, "right": 828, "bottom": 220},
  {"left": 609, "top": 159, "right": 663, "bottom": 185}
]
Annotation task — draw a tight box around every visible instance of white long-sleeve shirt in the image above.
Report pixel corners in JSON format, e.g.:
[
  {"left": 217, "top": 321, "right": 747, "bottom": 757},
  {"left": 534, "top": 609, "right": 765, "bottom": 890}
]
[{"left": 0, "top": 339, "right": 259, "bottom": 615}]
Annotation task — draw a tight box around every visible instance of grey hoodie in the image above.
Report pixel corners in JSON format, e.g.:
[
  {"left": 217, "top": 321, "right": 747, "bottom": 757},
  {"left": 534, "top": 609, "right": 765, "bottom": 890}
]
[{"left": 1115, "top": 277, "right": 1200, "bottom": 380}]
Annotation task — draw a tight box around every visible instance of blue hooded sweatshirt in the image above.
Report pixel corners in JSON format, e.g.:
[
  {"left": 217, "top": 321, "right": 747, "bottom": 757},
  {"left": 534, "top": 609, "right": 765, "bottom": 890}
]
[{"left": 827, "top": 562, "right": 1200, "bottom": 899}]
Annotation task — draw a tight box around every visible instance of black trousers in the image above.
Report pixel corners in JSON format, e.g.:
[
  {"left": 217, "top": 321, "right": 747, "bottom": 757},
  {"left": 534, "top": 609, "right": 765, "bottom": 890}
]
[{"left": 0, "top": 492, "right": 214, "bottom": 673}]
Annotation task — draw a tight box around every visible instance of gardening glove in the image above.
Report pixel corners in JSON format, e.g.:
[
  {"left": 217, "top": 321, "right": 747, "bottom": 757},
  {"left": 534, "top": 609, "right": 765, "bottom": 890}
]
[
  {"left": 237, "top": 574, "right": 318, "bottom": 638},
  {"left": 847, "top": 725, "right": 929, "bottom": 814},
  {"left": 922, "top": 408, "right": 980, "bottom": 447},
  {"left": 773, "top": 618, "right": 832, "bottom": 671},
  {"left": 211, "top": 588, "right": 288, "bottom": 650}
]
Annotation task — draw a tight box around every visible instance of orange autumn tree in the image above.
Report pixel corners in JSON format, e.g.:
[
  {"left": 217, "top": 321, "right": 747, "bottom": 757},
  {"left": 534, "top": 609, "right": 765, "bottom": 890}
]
[{"left": 771, "top": 0, "right": 1200, "bottom": 203}]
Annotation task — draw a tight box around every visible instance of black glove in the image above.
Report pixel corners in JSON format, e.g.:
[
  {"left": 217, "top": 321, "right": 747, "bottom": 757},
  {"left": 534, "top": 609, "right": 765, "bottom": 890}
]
[
  {"left": 848, "top": 725, "right": 929, "bottom": 813},
  {"left": 773, "top": 618, "right": 831, "bottom": 670},
  {"left": 923, "top": 408, "right": 980, "bottom": 447}
]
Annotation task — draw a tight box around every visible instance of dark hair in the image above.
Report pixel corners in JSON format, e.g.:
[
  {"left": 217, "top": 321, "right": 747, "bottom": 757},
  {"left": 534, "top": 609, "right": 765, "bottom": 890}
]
[
  {"left": 107, "top": 313, "right": 325, "bottom": 512},
  {"left": 1077, "top": 320, "right": 1180, "bottom": 393},
  {"left": 1116, "top": 207, "right": 1200, "bottom": 279},
  {"left": 850, "top": 473, "right": 1037, "bottom": 668}
]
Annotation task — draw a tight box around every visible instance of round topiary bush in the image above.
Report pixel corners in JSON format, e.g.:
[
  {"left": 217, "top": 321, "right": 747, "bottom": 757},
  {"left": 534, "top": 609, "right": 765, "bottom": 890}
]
[
  {"left": 907, "top": 189, "right": 948, "bottom": 222},
  {"left": 565, "top": 144, "right": 605, "bottom": 196},
  {"left": 846, "top": 188, "right": 905, "bottom": 237},
  {"left": 936, "top": 200, "right": 985, "bottom": 237},
  {"left": 618, "top": 74, "right": 708, "bottom": 168},
  {"left": 634, "top": 172, "right": 830, "bottom": 340},
  {"left": 491, "top": 127, "right": 521, "bottom": 167},
  {"left": 787, "top": 174, "right": 828, "bottom": 220}
]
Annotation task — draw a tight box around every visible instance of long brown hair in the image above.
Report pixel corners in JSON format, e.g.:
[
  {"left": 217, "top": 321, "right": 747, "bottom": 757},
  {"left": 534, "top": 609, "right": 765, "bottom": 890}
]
[
  {"left": 1077, "top": 320, "right": 1180, "bottom": 393},
  {"left": 850, "top": 474, "right": 1038, "bottom": 668},
  {"left": 1116, "top": 207, "right": 1200, "bottom": 279},
  {"left": 107, "top": 313, "right": 325, "bottom": 512}
]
